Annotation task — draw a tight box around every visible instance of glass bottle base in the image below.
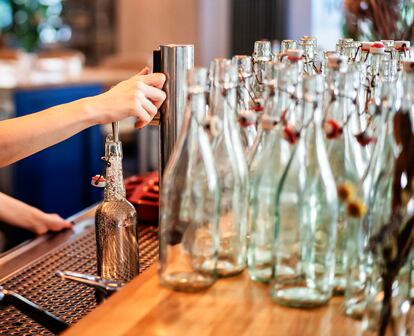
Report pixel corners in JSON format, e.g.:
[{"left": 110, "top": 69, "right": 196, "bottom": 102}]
[
  {"left": 248, "top": 268, "right": 271, "bottom": 283},
  {"left": 270, "top": 287, "right": 330, "bottom": 308},
  {"left": 333, "top": 276, "right": 346, "bottom": 295},
  {"left": 217, "top": 258, "right": 244, "bottom": 277},
  {"left": 344, "top": 299, "right": 366, "bottom": 320},
  {"left": 160, "top": 272, "right": 215, "bottom": 292}
]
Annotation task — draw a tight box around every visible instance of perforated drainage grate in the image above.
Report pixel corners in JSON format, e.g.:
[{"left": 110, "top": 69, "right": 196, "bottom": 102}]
[{"left": 0, "top": 225, "right": 158, "bottom": 335}]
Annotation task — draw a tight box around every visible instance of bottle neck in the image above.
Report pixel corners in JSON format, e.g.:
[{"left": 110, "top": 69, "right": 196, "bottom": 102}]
[
  {"left": 236, "top": 74, "right": 253, "bottom": 111},
  {"left": 189, "top": 90, "right": 207, "bottom": 124},
  {"left": 104, "top": 140, "right": 126, "bottom": 201},
  {"left": 253, "top": 59, "right": 268, "bottom": 96},
  {"left": 327, "top": 71, "right": 352, "bottom": 121},
  {"left": 370, "top": 53, "right": 384, "bottom": 78},
  {"left": 210, "top": 82, "right": 237, "bottom": 122}
]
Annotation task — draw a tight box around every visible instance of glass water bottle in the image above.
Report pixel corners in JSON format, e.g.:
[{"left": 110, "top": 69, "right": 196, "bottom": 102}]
[
  {"left": 159, "top": 68, "right": 220, "bottom": 291},
  {"left": 95, "top": 135, "right": 139, "bottom": 282},
  {"left": 248, "top": 61, "right": 285, "bottom": 282},
  {"left": 270, "top": 74, "right": 338, "bottom": 308},
  {"left": 324, "top": 55, "right": 362, "bottom": 294},
  {"left": 209, "top": 59, "right": 250, "bottom": 277}
]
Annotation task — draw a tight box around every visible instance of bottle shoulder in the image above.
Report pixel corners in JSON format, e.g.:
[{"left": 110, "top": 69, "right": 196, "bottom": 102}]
[{"left": 96, "top": 199, "right": 137, "bottom": 217}]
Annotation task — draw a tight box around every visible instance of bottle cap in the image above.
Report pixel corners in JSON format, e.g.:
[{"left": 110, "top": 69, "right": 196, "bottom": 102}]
[
  {"left": 281, "top": 40, "right": 297, "bottom": 52},
  {"left": 361, "top": 42, "right": 372, "bottom": 52},
  {"left": 338, "top": 37, "right": 354, "bottom": 45},
  {"left": 395, "top": 41, "right": 411, "bottom": 52},
  {"left": 327, "top": 55, "right": 348, "bottom": 71},
  {"left": 253, "top": 40, "right": 272, "bottom": 61},
  {"left": 300, "top": 36, "right": 317, "bottom": 46},
  {"left": 91, "top": 175, "right": 106, "bottom": 188},
  {"left": 287, "top": 49, "right": 304, "bottom": 61},
  {"left": 402, "top": 60, "right": 414, "bottom": 72},
  {"left": 370, "top": 42, "right": 385, "bottom": 54}
]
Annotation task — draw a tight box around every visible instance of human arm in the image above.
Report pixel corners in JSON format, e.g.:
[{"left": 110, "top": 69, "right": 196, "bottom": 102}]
[
  {"left": 0, "top": 192, "right": 72, "bottom": 234},
  {"left": 0, "top": 67, "right": 166, "bottom": 167}
]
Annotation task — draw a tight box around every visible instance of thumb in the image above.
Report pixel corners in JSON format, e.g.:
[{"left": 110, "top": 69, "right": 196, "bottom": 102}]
[{"left": 137, "top": 67, "right": 150, "bottom": 76}]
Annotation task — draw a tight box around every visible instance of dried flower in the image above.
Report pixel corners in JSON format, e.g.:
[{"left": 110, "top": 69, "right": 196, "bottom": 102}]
[
  {"left": 337, "top": 181, "right": 356, "bottom": 202},
  {"left": 347, "top": 198, "right": 367, "bottom": 218}
]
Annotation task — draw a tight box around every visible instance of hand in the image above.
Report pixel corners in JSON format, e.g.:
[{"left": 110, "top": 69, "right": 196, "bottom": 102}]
[
  {"left": 86, "top": 67, "right": 167, "bottom": 128},
  {"left": 27, "top": 211, "right": 72, "bottom": 235},
  {"left": 0, "top": 193, "right": 72, "bottom": 235}
]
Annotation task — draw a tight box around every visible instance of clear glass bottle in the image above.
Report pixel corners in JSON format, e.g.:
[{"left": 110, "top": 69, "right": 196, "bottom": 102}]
[
  {"left": 232, "top": 55, "right": 257, "bottom": 154},
  {"left": 95, "top": 135, "right": 139, "bottom": 282},
  {"left": 159, "top": 68, "right": 220, "bottom": 291},
  {"left": 209, "top": 59, "right": 250, "bottom": 277},
  {"left": 324, "top": 55, "right": 362, "bottom": 294},
  {"left": 344, "top": 79, "right": 398, "bottom": 318},
  {"left": 247, "top": 61, "right": 285, "bottom": 282},
  {"left": 270, "top": 74, "right": 338, "bottom": 308}
]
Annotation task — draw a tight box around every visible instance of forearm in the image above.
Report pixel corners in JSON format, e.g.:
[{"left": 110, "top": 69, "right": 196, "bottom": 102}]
[
  {"left": 0, "top": 98, "right": 96, "bottom": 167},
  {"left": 0, "top": 192, "right": 41, "bottom": 229}
]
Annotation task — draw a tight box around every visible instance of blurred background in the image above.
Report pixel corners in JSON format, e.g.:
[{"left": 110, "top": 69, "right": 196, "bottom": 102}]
[{"left": 0, "top": 0, "right": 412, "bottom": 218}]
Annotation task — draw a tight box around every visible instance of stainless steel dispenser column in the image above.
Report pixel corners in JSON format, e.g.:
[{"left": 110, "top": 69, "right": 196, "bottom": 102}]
[{"left": 152, "top": 44, "right": 194, "bottom": 178}]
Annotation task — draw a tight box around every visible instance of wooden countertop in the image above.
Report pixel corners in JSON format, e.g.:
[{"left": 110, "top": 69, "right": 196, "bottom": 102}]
[{"left": 64, "top": 264, "right": 362, "bottom": 336}]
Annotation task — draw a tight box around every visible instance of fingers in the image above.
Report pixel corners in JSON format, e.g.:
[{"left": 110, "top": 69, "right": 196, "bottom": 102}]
[
  {"left": 137, "top": 67, "right": 150, "bottom": 76},
  {"left": 138, "top": 82, "right": 166, "bottom": 108},
  {"left": 142, "top": 97, "right": 158, "bottom": 117},
  {"left": 42, "top": 214, "right": 72, "bottom": 233},
  {"left": 141, "top": 73, "right": 166, "bottom": 89}
]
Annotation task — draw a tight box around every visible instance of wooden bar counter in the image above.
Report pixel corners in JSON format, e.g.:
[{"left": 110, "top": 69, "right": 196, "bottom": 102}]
[{"left": 64, "top": 264, "right": 362, "bottom": 336}]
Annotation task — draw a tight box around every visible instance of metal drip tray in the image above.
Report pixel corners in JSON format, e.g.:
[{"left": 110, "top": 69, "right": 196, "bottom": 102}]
[{"left": 0, "top": 217, "right": 158, "bottom": 335}]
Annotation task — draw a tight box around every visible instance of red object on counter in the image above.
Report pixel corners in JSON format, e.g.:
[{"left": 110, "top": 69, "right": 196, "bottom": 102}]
[{"left": 125, "top": 172, "right": 159, "bottom": 226}]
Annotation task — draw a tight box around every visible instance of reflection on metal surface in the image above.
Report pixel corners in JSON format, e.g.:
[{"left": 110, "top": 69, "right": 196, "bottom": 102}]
[{"left": 151, "top": 44, "right": 194, "bottom": 177}]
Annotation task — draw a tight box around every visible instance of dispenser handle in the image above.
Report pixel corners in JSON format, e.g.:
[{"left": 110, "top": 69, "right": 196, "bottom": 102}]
[{"left": 149, "top": 48, "right": 163, "bottom": 126}]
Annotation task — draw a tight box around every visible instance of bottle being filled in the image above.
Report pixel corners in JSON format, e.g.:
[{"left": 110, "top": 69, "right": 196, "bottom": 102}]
[{"left": 95, "top": 132, "right": 139, "bottom": 282}]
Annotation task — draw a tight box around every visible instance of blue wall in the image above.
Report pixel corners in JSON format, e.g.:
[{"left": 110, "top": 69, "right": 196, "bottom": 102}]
[{"left": 13, "top": 84, "right": 104, "bottom": 218}]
